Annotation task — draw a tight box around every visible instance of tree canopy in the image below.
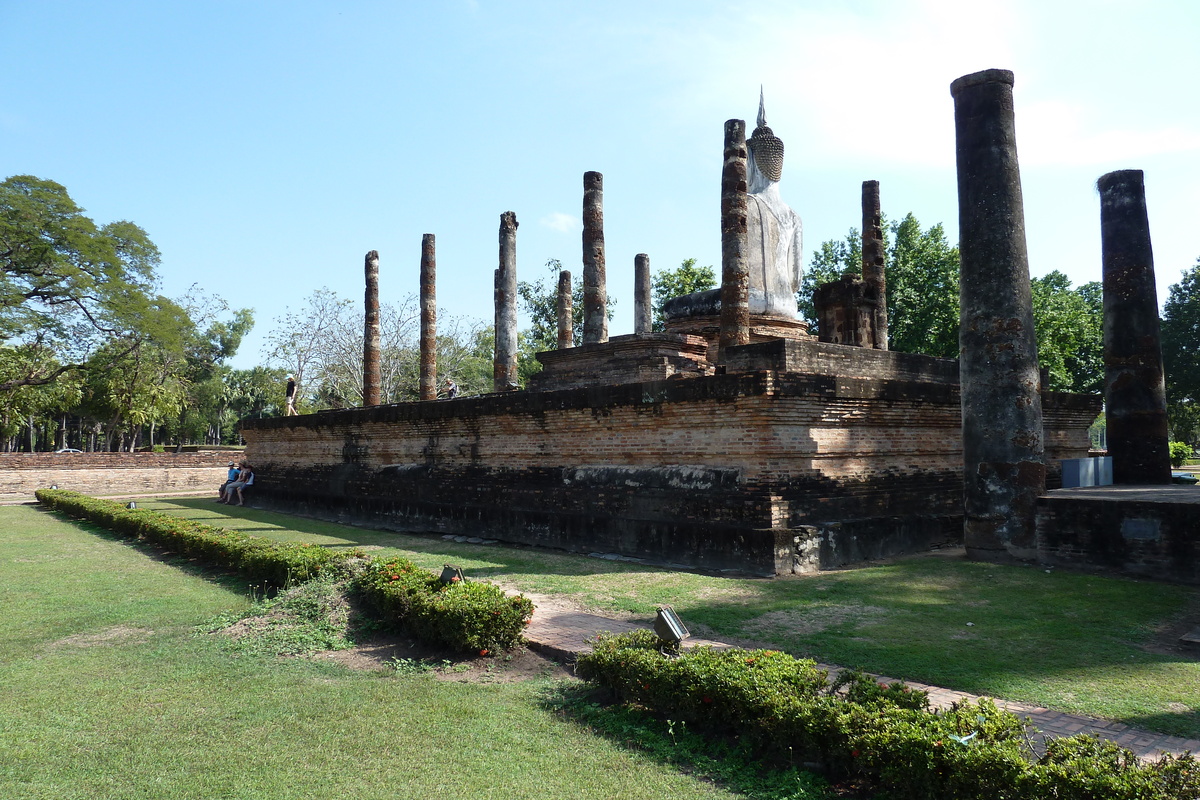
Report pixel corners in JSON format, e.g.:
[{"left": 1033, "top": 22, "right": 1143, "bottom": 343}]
[
  {"left": 802, "top": 212, "right": 960, "bottom": 358},
  {"left": 1161, "top": 257, "right": 1200, "bottom": 443},
  {"left": 0, "top": 175, "right": 162, "bottom": 389},
  {"left": 651, "top": 258, "right": 716, "bottom": 331}
]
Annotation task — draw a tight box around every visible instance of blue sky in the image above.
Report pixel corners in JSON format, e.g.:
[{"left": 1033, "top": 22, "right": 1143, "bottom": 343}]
[{"left": 4, "top": 0, "right": 1198, "bottom": 367}]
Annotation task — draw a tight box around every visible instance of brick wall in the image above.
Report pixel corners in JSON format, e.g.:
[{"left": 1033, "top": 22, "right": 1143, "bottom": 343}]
[
  {"left": 1037, "top": 487, "right": 1200, "bottom": 584},
  {"left": 1, "top": 452, "right": 233, "bottom": 501},
  {"left": 241, "top": 367, "right": 1099, "bottom": 575}
]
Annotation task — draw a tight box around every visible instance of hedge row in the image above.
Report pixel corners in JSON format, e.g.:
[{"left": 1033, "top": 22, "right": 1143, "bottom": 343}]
[
  {"left": 355, "top": 556, "right": 533, "bottom": 653},
  {"left": 576, "top": 630, "right": 1199, "bottom": 800},
  {"left": 34, "top": 489, "right": 533, "bottom": 654},
  {"left": 36, "top": 489, "right": 338, "bottom": 587}
]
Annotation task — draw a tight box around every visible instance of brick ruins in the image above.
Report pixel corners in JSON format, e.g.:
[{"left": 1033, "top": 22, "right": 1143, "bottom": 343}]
[
  {"left": 235, "top": 78, "right": 1165, "bottom": 578},
  {"left": 240, "top": 335, "right": 1098, "bottom": 576}
]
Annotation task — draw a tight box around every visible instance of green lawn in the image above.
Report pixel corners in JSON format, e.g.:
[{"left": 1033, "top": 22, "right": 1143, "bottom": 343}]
[
  {"left": 0, "top": 504, "right": 799, "bottom": 800},
  {"left": 148, "top": 498, "right": 1200, "bottom": 739}
]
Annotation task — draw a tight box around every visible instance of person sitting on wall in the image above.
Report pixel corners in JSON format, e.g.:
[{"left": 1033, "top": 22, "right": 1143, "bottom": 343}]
[
  {"left": 221, "top": 463, "right": 255, "bottom": 506},
  {"left": 217, "top": 461, "right": 238, "bottom": 502},
  {"left": 444, "top": 377, "right": 458, "bottom": 399}
]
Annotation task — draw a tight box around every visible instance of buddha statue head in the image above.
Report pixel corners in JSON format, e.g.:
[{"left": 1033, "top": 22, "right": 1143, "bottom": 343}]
[{"left": 747, "top": 89, "right": 784, "bottom": 192}]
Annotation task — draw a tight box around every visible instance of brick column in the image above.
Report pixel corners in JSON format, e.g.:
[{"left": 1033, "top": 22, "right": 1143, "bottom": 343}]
[
  {"left": 363, "top": 250, "right": 381, "bottom": 406},
  {"left": 582, "top": 171, "right": 607, "bottom": 344},
  {"left": 951, "top": 68, "right": 1044, "bottom": 561},
  {"left": 494, "top": 212, "right": 519, "bottom": 392},
  {"left": 634, "top": 253, "right": 652, "bottom": 334},
  {"left": 1099, "top": 169, "right": 1171, "bottom": 484},
  {"left": 718, "top": 119, "right": 750, "bottom": 363},
  {"left": 862, "top": 180, "right": 888, "bottom": 350},
  {"left": 419, "top": 234, "right": 437, "bottom": 401},
  {"left": 557, "top": 269, "right": 574, "bottom": 349}
]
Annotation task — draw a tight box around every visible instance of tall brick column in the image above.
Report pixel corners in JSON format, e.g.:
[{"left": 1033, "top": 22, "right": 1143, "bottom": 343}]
[
  {"left": 951, "top": 68, "right": 1044, "bottom": 562},
  {"left": 582, "top": 171, "right": 607, "bottom": 344},
  {"left": 862, "top": 180, "right": 888, "bottom": 350},
  {"left": 363, "top": 250, "right": 381, "bottom": 406},
  {"left": 634, "top": 253, "right": 652, "bottom": 334},
  {"left": 419, "top": 234, "right": 437, "bottom": 401},
  {"left": 494, "top": 211, "right": 519, "bottom": 392},
  {"left": 557, "top": 269, "right": 574, "bottom": 349},
  {"left": 718, "top": 118, "right": 750, "bottom": 363},
  {"left": 1099, "top": 169, "right": 1171, "bottom": 484}
]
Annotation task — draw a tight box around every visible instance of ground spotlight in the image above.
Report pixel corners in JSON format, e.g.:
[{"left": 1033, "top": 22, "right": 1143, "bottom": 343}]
[
  {"left": 440, "top": 564, "right": 466, "bottom": 584},
  {"left": 654, "top": 605, "right": 690, "bottom": 649}
]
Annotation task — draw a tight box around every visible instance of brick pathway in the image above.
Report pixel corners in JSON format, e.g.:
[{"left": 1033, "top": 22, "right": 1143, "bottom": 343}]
[{"left": 525, "top": 607, "right": 1200, "bottom": 762}]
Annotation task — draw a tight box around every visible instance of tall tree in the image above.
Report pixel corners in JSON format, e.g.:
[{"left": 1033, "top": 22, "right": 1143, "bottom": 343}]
[
  {"left": 1161, "top": 258, "right": 1200, "bottom": 443},
  {"left": 1030, "top": 272, "right": 1103, "bottom": 393},
  {"left": 801, "top": 213, "right": 960, "bottom": 358},
  {"left": 0, "top": 175, "right": 161, "bottom": 390},
  {"left": 651, "top": 258, "right": 716, "bottom": 331}
]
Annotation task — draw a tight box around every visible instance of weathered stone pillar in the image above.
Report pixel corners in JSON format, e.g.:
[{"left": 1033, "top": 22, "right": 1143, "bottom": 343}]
[
  {"left": 718, "top": 119, "right": 750, "bottom": 363},
  {"left": 582, "top": 171, "right": 607, "bottom": 344},
  {"left": 951, "top": 68, "right": 1044, "bottom": 562},
  {"left": 494, "top": 211, "right": 519, "bottom": 392},
  {"left": 419, "top": 234, "right": 437, "bottom": 401},
  {"left": 862, "top": 180, "right": 888, "bottom": 350},
  {"left": 1099, "top": 169, "right": 1171, "bottom": 484},
  {"left": 634, "top": 253, "right": 652, "bottom": 334},
  {"left": 556, "top": 269, "right": 574, "bottom": 349},
  {"left": 363, "top": 250, "right": 381, "bottom": 406}
]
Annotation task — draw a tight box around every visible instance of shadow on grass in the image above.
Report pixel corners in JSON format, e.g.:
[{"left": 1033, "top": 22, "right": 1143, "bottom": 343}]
[
  {"left": 161, "top": 497, "right": 673, "bottom": 580},
  {"left": 148, "top": 497, "right": 1200, "bottom": 738},
  {"left": 1118, "top": 710, "right": 1200, "bottom": 742},
  {"left": 31, "top": 505, "right": 258, "bottom": 599},
  {"left": 536, "top": 682, "right": 831, "bottom": 800}
]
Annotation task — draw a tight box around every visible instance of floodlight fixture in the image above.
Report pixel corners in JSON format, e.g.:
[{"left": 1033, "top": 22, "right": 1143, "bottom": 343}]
[
  {"left": 654, "top": 605, "right": 690, "bottom": 648},
  {"left": 440, "top": 564, "right": 466, "bottom": 584}
]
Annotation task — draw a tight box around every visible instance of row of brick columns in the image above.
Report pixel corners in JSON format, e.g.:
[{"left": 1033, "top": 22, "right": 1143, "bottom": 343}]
[
  {"left": 354, "top": 73, "right": 1170, "bottom": 570},
  {"left": 952, "top": 68, "right": 1171, "bottom": 562}
]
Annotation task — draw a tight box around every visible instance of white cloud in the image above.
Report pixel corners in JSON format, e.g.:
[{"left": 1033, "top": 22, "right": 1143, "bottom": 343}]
[
  {"left": 539, "top": 212, "right": 579, "bottom": 232},
  {"left": 1017, "top": 100, "right": 1200, "bottom": 167}
]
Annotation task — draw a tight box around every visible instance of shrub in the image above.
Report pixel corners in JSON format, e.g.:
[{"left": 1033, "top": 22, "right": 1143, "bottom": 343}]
[
  {"left": 1170, "top": 441, "right": 1194, "bottom": 468},
  {"left": 575, "top": 631, "right": 1200, "bottom": 800},
  {"left": 36, "top": 489, "right": 342, "bottom": 587},
  {"left": 355, "top": 556, "right": 533, "bottom": 653},
  {"left": 36, "top": 490, "right": 534, "bottom": 654}
]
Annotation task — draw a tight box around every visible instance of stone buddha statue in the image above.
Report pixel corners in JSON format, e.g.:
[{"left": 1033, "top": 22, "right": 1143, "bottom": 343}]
[
  {"left": 745, "top": 91, "right": 804, "bottom": 319},
  {"left": 662, "top": 91, "right": 804, "bottom": 324}
]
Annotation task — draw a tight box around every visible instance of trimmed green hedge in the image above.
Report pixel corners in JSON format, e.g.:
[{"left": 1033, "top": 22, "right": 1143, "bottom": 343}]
[
  {"left": 35, "top": 489, "right": 533, "bottom": 654},
  {"left": 576, "top": 630, "right": 1200, "bottom": 800},
  {"left": 355, "top": 556, "right": 533, "bottom": 653},
  {"left": 36, "top": 489, "right": 338, "bottom": 586}
]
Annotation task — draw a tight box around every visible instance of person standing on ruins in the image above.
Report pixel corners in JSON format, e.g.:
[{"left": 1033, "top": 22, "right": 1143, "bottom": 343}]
[{"left": 285, "top": 375, "right": 298, "bottom": 416}]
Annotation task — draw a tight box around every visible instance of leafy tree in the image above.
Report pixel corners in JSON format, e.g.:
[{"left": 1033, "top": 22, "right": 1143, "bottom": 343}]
[
  {"left": 516, "top": 258, "right": 615, "bottom": 381},
  {"left": 1030, "top": 272, "right": 1103, "bottom": 393},
  {"left": 517, "top": 259, "right": 580, "bottom": 354},
  {"left": 0, "top": 175, "right": 161, "bottom": 390},
  {"left": 651, "top": 258, "right": 716, "bottom": 331},
  {"left": 1161, "top": 258, "right": 1200, "bottom": 443},
  {"left": 801, "top": 213, "right": 960, "bottom": 358}
]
